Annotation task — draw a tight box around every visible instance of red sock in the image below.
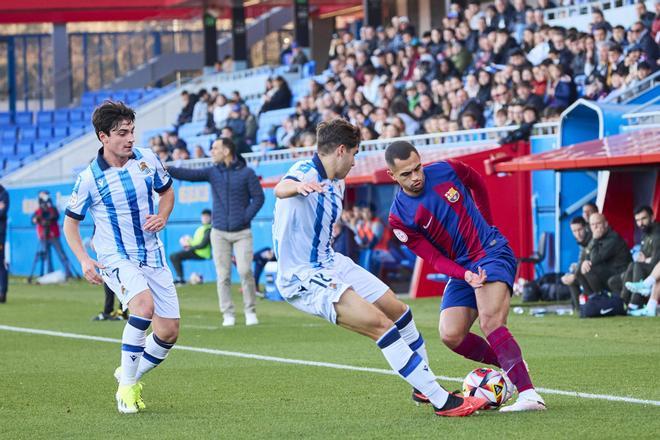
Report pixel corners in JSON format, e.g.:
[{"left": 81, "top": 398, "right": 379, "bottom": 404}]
[
  {"left": 486, "top": 326, "right": 533, "bottom": 393},
  {"left": 452, "top": 332, "right": 501, "bottom": 367}
]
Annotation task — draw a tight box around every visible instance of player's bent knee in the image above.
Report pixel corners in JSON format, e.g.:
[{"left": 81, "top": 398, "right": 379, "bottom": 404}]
[
  {"left": 440, "top": 330, "right": 464, "bottom": 349},
  {"left": 479, "top": 315, "right": 504, "bottom": 336}
]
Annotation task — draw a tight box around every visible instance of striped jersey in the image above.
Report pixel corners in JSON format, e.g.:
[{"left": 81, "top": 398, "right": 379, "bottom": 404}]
[
  {"left": 272, "top": 154, "right": 344, "bottom": 281},
  {"left": 65, "top": 147, "right": 173, "bottom": 268},
  {"left": 389, "top": 160, "right": 507, "bottom": 279}
]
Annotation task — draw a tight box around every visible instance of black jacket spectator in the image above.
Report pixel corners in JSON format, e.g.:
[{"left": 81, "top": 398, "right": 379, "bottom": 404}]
[{"left": 169, "top": 155, "right": 265, "bottom": 232}]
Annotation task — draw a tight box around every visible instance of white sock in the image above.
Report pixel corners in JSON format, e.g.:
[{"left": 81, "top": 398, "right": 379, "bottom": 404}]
[
  {"left": 136, "top": 333, "right": 175, "bottom": 380},
  {"left": 395, "top": 306, "right": 429, "bottom": 363},
  {"left": 120, "top": 315, "right": 151, "bottom": 386},
  {"left": 377, "top": 326, "right": 449, "bottom": 408},
  {"left": 647, "top": 299, "right": 657, "bottom": 316},
  {"left": 519, "top": 388, "right": 543, "bottom": 402},
  {"left": 643, "top": 276, "right": 656, "bottom": 288}
]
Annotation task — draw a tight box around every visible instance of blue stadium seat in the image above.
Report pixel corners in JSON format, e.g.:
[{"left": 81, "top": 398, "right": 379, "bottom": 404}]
[
  {"left": 37, "top": 126, "right": 53, "bottom": 139},
  {"left": 126, "top": 91, "right": 142, "bottom": 103},
  {"left": 37, "top": 111, "right": 54, "bottom": 124},
  {"left": 16, "top": 141, "right": 33, "bottom": 155},
  {"left": 1, "top": 143, "right": 15, "bottom": 156},
  {"left": 4, "top": 159, "right": 21, "bottom": 173},
  {"left": 0, "top": 112, "right": 11, "bottom": 125},
  {"left": 33, "top": 140, "right": 48, "bottom": 153},
  {"left": 20, "top": 127, "right": 37, "bottom": 141},
  {"left": 15, "top": 111, "right": 33, "bottom": 126},
  {"left": 81, "top": 93, "right": 95, "bottom": 107},
  {"left": 54, "top": 111, "right": 69, "bottom": 123},
  {"left": 69, "top": 127, "right": 85, "bottom": 138},
  {"left": 178, "top": 121, "right": 206, "bottom": 138},
  {"left": 68, "top": 109, "right": 85, "bottom": 122},
  {"left": 1, "top": 127, "right": 17, "bottom": 140},
  {"left": 53, "top": 126, "right": 69, "bottom": 138}
]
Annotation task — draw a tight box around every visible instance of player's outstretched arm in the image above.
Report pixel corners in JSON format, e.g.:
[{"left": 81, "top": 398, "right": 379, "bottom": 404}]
[
  {"left": 274, "top": 178, "right": 325, "bottom": 199},
  {"left": 63, "top": 216, "right": 103, "bottom": 285},
  {"left": 144, "top": 186, "right": 174, "bottom": 232}
]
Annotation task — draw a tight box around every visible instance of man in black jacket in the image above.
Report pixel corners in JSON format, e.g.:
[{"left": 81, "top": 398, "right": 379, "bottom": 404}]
[
  {"left": 561, "top": 216, "right": 592, "bottom": 311},
  {"left": 576, "top": 213, "right": 631, "bottom": 295},
  {"left": 0, "top": 184, "right": 8, "bottom": 303},
  {"left": 609, "top": 206, "right": 660, "bottom": 307},
  {"left": 168, "top": 138, "right": 265, "bottom": 327}
]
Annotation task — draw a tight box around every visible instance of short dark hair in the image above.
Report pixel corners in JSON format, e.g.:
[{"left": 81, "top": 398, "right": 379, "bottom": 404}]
[
  {"left": 219, "top": 137, "right": 236, "bottom": 156},
  {"left": 92, "top": 101, "right": 135, "bottom": 141},
  {"left": 385, "top": 140, "right": 419, "bottom": 167},
  {"left": 634, "top": 205, "right": 653, "bottom": 217},
  {"left": 570, "top": 216, "right": 587, "bottom": 227},
  {"left": 583, "top": 202, "right": 598, "bottom": 212},
  {"left": 316, "top": 118, "right": 361, "bottom": 155},
  {"left": 201, "top": 209, "right": 212, "bottom": 216}
]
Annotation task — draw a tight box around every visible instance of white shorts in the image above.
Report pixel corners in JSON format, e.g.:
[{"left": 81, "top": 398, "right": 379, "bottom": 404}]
[
  {"left": 276, "top": 253, "right": 389, "bottom": 324},
  {"left": 100, "top": 259, "right": 180, "bottom": 319}
]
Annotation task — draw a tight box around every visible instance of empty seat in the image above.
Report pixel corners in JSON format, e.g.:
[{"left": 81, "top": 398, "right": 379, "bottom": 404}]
[
  {"left": 1, "top": 127, "right": 17, "bottom": 141},
  {"left": 15, "top": 111, "right": 33, "bottom": 126},
  {"left": 37, "top": 126, "right": 53, "bottom": 139},
  {"left": 37, "top": 111, "right": 54, "bottom": 124},
  {"left": 69, "top": 126, "right": 85, "bottom": 138},
  {"left": 4, "top": 159, "right": 21, "bottom": 173},
  {"left": 53, "top": 126, "right": 69, "bottom": 138},
  {"left": 20, "top": 127, "right": 37, "bottom": 141},
  {"left": 68, "top": 109, "right": 85, "bottom": 122},
  {"left": 33, "top": 140, "right": 48, "bottom": 153},
  {"left": 54, "top": 111, "right": 69, "bottom": 123},
  {"left": 81, "top": 93, "right": 95, "bottom": 107},
  {"left": 16, "top": 141, "right": 33, "bottom": 155},
  {"left": 0, "top": 143, "right": 15, "bottom": 156},
  {"left": 0, "top": 113, "right": 11, "bottom": 125}
]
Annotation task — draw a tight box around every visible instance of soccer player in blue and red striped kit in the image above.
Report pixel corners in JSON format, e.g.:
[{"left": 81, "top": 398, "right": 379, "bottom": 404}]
[{"left": 385, "top": 140, "right": 546, "bottom": 412}]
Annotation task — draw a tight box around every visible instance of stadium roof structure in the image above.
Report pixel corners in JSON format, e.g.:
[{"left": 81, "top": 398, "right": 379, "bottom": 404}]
[
  {"left": 260, "top": 143, "right": 501, "bottom": 188},
  {"left": 0, "top": 0, "right": 361, "bottom": 23},
  {"left": 494, "top": 127, "right": 660, "bottom": 173}
]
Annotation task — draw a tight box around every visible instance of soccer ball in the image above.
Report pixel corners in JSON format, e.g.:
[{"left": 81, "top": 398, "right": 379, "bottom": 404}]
[
  {"left": 462, "top": 367, "right": 510, "bottom": 408},
  {"left": 188, "top": 272, "right": 203, "bottom": 285},
  {"left": 179, "top": 235, "right": 192, "bottom": 247}
]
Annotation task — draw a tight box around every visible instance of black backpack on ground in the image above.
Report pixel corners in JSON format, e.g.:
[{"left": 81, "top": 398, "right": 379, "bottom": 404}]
[
  {"left": 537, "top": 273, "right": 571, "bottom": 301},
  {"left": 579, "top": 293, "right": 626, "bottom": 318}
]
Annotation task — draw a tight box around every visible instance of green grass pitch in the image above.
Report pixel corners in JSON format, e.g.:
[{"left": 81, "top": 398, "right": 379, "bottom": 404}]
[{"left": 1, "top": 279, "right": 659, "bottom": 439}]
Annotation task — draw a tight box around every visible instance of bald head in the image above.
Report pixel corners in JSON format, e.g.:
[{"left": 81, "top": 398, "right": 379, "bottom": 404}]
[{"left": 589, "top": 213, "right": 608, "bottom": 239}]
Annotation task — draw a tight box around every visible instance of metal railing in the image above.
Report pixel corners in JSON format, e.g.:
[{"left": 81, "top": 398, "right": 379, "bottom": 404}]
[
  {"left": 171, "top": 122, "right": 560, "bottom": 169},
  {"left": 603, "top": 70, "right": 660, "bottom": 104},
  {"left": 622, "top": 95, "right": 660, "bottom": 126},
  {"left": 544, "top": 0, "right": 631, "bottom": 21}
]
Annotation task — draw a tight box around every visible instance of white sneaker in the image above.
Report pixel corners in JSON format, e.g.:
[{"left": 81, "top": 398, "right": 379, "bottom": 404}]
[
  {"left": 245, "top": 312, "right": 259, "bottom": 326},
  {"left": 500, "top": 394, "right": 546, "bottom": 412},
  {"left": 222, "top": 315, "right": 236, "bottom": 327}
]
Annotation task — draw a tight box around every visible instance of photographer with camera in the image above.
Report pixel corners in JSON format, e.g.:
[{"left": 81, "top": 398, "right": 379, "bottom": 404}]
[
  {"left": 30, "top": 190, "right": 74, "bottom": 281},
  {"left": 0, "top": 184, "right": 8, "bottom": 303}
]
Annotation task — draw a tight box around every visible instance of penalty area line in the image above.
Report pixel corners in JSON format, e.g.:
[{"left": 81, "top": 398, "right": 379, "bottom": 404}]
[{"left": 1, "top": 324, "right": 659, "bottom": 407}]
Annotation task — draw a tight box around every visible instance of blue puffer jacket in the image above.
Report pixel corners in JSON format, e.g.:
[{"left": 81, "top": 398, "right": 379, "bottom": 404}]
[{"left": 169, "top": 156, "right": 265, "bottom": 232}]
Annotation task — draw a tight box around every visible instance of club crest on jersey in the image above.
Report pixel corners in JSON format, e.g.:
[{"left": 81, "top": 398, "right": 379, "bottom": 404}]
[
  {"left": 393, "top": 228, "right": 408, "bottom": 243},
  {"left": 97, "top": 178, "right": 104, "bottom": 187},
  {"left": 444, "top": 187, "right": 460, "bottom": 203},
  {"left": 138, "top": 161, "right": 153, "bottom": 175}
]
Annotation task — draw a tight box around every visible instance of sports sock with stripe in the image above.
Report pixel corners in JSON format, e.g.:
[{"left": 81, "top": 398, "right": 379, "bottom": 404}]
[
  {"left": 136, "top": 333, "right": 175, "bottom": 379},
  {"left": 120, "top": 315, "right": 151, "bottom": 386},
  {"left": 377, "top": 326, "right": 449, "bottom": 408},
  {"left": 394, "top": 306, "right": 429, "bottom": 363}
]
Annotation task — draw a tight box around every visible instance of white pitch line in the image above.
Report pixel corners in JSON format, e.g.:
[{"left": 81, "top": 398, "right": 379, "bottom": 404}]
[{"left": 2, "top": 324, "right": 659, "bottom": 407}]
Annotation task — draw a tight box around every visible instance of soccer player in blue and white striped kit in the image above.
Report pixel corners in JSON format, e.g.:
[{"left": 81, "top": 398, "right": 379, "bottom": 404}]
[
  {"left": 272, "top": 118, "right": 486, "bottom": 417},
  {"left": 63, "top": 101, "right": 179, "bottom": 414}
]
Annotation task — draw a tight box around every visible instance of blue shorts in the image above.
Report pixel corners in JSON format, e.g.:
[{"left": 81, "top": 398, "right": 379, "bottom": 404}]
[{"left": 440, "top": 245, "right": 517, "bottom": 311}]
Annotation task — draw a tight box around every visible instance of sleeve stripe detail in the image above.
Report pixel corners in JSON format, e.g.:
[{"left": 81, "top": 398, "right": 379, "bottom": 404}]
[
  {"left": 65, "top": 208, "right": 85, "bottom": 220},
  {"left": 154, "top": 178, "right": 173, "bottom": 193}
]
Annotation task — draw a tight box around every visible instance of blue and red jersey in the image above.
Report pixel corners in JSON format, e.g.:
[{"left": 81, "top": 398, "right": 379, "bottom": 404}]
[{"left": 388, "top": 160, "right": 509, "bottom": 279}]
